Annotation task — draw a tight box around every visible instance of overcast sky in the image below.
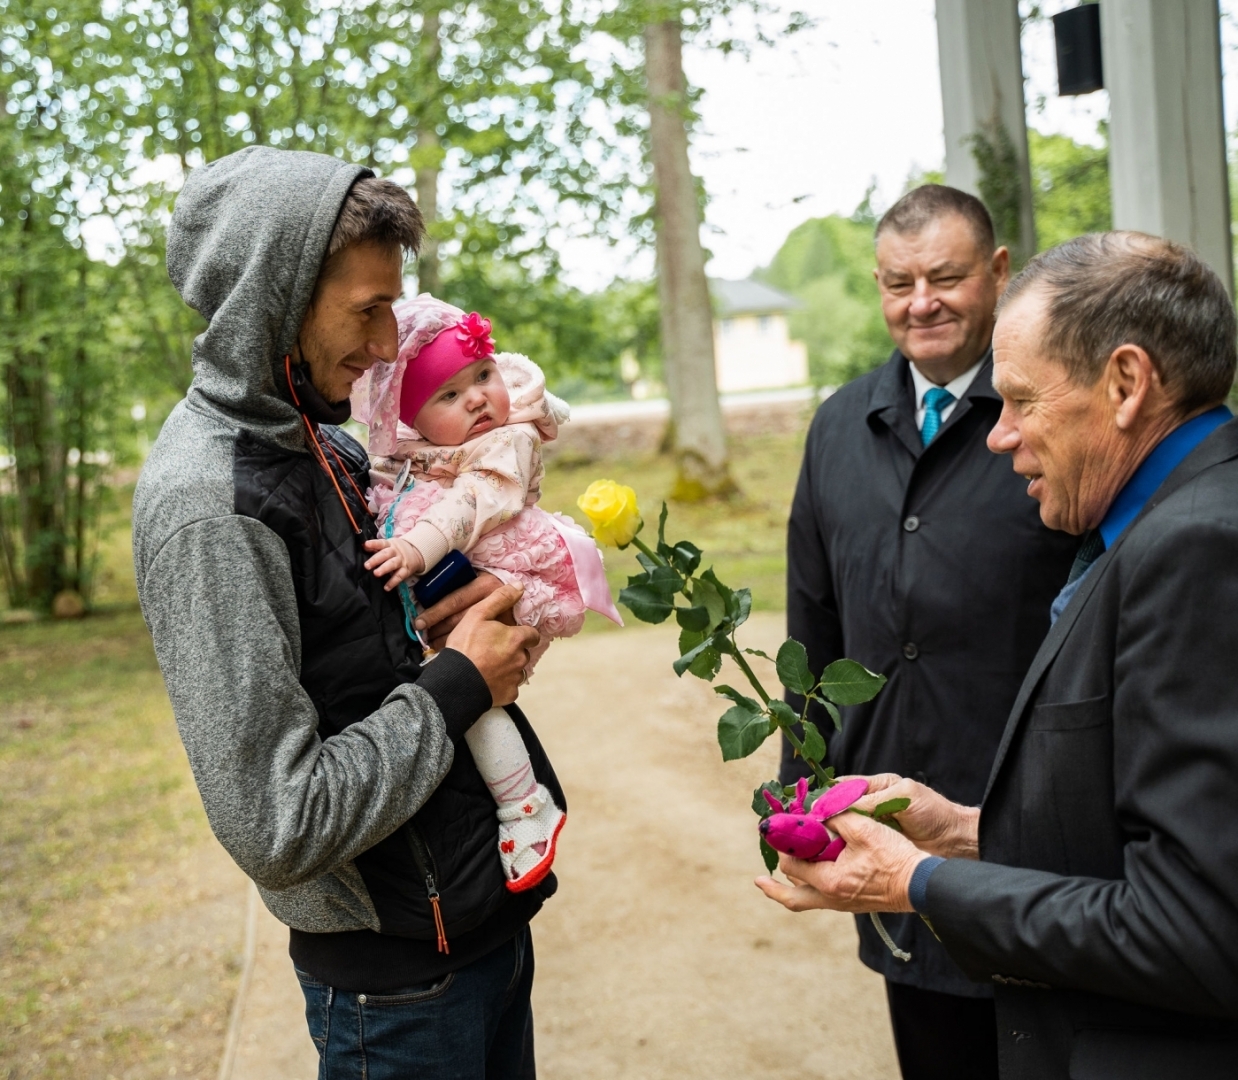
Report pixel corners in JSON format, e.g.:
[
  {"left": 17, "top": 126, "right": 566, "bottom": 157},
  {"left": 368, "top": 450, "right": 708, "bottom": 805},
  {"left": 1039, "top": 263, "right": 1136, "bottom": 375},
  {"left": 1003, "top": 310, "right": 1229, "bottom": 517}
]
[{"left": 557, "top": 0, "right": 1238, "bottom": 289}]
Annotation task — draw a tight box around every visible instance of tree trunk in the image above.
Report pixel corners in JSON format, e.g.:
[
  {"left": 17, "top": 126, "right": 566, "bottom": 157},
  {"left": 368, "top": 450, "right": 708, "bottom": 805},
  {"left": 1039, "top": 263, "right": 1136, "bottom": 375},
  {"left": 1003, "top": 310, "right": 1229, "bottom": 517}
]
[
  {"left": 5, "top": 237, "right": 62, "bottom": 608},
  {"left": 415, "top": 8, "right": 443, "bottom": 296},
  {"left": 643, "top": 20, "right": 733, "bottom": 500}
]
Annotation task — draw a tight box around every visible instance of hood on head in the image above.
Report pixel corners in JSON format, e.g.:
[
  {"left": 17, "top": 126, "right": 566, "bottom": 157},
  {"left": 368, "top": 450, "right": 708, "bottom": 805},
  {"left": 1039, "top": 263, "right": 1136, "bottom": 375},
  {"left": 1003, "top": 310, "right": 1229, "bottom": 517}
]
[{"left": 167, "top": 145, "right": 372, "bottom": 447}]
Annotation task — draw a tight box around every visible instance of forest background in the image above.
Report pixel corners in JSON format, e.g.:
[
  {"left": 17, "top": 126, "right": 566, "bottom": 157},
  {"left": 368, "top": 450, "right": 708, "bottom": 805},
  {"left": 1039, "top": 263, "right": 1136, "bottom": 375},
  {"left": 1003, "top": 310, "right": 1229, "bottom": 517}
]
[{"left": 0, "top": 0, "right": 1205, "bottom": 616}]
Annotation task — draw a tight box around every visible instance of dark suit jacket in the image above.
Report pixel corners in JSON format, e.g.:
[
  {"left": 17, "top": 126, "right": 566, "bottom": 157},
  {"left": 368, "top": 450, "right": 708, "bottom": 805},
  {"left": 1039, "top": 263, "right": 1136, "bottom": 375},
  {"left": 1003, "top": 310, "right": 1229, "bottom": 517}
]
[
  {"left": 925, "top": 420, "right": 1238, "bottom": 1078},
  {"left": 782, "top": 350, "right": 1077, "bottom": 992}
]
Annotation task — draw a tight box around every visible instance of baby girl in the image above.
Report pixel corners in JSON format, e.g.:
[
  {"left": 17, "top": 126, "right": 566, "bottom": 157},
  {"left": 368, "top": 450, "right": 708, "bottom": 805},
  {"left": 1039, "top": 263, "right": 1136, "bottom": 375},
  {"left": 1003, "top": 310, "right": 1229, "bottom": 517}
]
[{"left": 351, "top": 294, "right": 621, "bottom": 892}]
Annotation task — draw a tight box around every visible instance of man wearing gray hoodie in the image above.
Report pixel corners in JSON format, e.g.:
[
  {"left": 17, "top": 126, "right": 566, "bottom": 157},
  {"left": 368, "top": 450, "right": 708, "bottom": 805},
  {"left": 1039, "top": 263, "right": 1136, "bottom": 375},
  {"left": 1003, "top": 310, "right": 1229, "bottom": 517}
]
[{"left": 133, "top": 145, "right": 557, "bottom": 1077}]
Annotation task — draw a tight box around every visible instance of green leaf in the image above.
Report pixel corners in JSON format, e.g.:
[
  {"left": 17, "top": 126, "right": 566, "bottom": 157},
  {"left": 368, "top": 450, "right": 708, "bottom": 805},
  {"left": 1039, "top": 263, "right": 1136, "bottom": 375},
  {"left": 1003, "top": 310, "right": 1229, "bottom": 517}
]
[
  {"left": 688, "top": 645, "right": 723, "bottom": 680},
  {"left": 716, "top": 684, "right": 763, "bottom": 713},
  {"left": 800, "top": 720, "right": 826, "bottom": 765},
  {"left": 743, "top": 648, "right": 774, "bottom": 662},
  {"left": 657, "top": 501, "right": 668, "bottom": 547},
  {"left": 674, "top": 637, "right": 722, "bottom": 680},
  {"left": 752, "top": 780, "right": 784, "bottom": 818},
  {"left": 635, "top": 551, "right": 658, "bottom": 574},
  {"left": 717, "top": 704, "right": 770, "bottom": 760},
  {"left": 872, "top": 797, "right": 910, "bottom": 819},
  {"left": 690, "top": 577, "right": 728, "bottom": 630},
  {"left": 821, "top": 700, "right": 842, "bottom": 732},
  {"left": 700, "top": 567, "right": 738, "bottom": 618},
  {"left": 647, "top": 564, "right": 684, "bottom": 597},
  {"left": 768, "top": 699, "right": 799, "bottom": 729},
  {"left": 733, "top": 587, "right": 752, "bottom": 629},
  {"left": 618, "top": 583, "right": 674, "bottom": 623},
  {"left": 668, "top": 541, "right": 702, "bottom": 577},
  {"left": 760, "top": 837, "right": 780, "bottom": 873},
  {"left": 678, "top": 626, "right": 708, "bottom": 655},
  {"left": 818, "top": 659, "right": 888, "bottom": 705},
  {"left": 775, "top": 639, "right": 815, "bottom": 695},
  {"left": 674, "top": 604, "right": 711, "bottom": 632},
  {"left": 674, "top": 637, "right": 711, "bottom": 675}
]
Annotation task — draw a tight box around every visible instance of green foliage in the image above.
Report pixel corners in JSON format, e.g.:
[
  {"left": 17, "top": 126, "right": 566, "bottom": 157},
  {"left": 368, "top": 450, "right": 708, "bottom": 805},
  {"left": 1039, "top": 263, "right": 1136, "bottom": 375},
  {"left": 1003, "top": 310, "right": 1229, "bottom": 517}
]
[
  {"left": 0, "top": 0, "right": 658, "bottom": 608},
  {"left": 613, "top": 497, "right": 885, "bottom": 793},
  {"left": 439, "top": 218, "right": 660, "bottom": 396},
  {"left": 1028, "top": 126, "right": 1112, "bottom": 252},
  {"left": 968, "top": 121, "right": 1025, "bottom": 260},
  {"left": 755, "top": 211, "right": 891, "bottom": 387}
]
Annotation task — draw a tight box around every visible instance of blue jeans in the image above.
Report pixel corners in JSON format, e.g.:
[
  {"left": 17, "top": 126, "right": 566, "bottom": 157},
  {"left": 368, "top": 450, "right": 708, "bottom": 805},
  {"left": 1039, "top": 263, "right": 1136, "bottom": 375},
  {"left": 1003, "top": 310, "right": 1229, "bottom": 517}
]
[{"left": 295, "top": 928, "right": 536, "bottom": 1079}]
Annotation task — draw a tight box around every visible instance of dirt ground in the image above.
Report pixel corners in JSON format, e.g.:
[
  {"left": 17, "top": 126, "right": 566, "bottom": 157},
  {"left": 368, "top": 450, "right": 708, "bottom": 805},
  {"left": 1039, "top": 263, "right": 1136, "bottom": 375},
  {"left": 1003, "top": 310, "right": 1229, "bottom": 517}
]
[
  {"left": 232, "top": 613, "right": 899, "bottom": 1079},
  {"left": 522, "top": 614, "right": 899, "bottom": 1080}
]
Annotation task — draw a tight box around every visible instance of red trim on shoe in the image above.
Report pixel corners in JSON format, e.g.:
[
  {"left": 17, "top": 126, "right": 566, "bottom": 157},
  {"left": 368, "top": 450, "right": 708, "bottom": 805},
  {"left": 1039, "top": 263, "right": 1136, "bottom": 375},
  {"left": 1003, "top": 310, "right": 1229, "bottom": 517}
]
[{"left": 505, "top": 813, "right": 567, "bottom": 894}]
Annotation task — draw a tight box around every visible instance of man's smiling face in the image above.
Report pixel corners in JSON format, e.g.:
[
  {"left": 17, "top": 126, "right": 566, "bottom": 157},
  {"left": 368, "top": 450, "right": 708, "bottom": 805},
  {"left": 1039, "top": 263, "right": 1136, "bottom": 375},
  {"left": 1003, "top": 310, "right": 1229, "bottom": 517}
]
[
  {"left": 295, "top": 240, "right": 404, "bottom": 403},
  {"left": 875, "top": 213, "right": 1009, "bottom": 384}
]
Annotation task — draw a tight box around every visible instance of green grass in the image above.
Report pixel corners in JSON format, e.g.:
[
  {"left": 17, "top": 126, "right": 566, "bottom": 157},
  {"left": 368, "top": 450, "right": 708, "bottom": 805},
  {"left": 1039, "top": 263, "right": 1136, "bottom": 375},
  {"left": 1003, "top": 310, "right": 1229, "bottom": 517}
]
[
  {"left": 0, "top": 612, "right": 243, "bottom": 1079},
  {"left": 538, "top": 430, "right": 807, "bottom": 631}
]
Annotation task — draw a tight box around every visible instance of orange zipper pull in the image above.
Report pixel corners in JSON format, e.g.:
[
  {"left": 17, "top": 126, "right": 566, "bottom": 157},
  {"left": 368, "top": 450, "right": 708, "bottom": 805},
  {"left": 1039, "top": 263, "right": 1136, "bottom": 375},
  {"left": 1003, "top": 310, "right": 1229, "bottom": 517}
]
[{"left": 427, "top": 877, "right": 449, "bottom": 955}]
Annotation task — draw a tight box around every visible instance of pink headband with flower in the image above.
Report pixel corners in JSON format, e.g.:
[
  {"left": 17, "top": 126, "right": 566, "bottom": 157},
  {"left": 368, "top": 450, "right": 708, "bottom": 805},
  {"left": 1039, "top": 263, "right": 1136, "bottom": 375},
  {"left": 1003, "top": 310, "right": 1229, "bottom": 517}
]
[{"left": 398, "top": 312, "right": 496, "bottom": 426}]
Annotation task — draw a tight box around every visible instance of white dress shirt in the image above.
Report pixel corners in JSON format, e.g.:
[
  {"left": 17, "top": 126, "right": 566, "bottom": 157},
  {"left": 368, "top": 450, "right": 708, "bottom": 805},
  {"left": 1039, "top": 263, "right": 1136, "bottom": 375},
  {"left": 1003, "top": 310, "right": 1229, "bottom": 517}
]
[{"left": 909, "top": 358, "right": 984, "bottom": 432}]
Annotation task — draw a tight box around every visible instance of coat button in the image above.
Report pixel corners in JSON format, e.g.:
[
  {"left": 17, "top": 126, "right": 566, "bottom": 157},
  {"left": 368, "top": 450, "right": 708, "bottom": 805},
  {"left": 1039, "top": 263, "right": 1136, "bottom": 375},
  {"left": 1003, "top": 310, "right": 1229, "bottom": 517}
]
[
  {"left": 902, "top": 642, "right": 919, "bottom": 660},
  {"left": 903, "top": 515, "right": 920, "bottom": 532},
  {"left": 913, "top": 770, "right": 928, "bottom": 784}
]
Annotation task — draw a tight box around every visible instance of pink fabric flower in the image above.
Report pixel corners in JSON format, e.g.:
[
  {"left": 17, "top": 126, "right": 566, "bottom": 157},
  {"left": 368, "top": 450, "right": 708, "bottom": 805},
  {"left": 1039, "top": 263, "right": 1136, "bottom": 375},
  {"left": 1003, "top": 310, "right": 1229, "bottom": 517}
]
[{"left": 455, "top": 313, "right": 495, "bottom": 360}]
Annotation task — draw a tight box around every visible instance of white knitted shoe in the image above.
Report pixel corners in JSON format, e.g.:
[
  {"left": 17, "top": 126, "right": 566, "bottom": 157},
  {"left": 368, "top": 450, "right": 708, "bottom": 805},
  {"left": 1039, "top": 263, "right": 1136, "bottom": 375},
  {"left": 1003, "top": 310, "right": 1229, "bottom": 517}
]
[{"left": 496, "top": 784, "right": 566, "bottom": 893}]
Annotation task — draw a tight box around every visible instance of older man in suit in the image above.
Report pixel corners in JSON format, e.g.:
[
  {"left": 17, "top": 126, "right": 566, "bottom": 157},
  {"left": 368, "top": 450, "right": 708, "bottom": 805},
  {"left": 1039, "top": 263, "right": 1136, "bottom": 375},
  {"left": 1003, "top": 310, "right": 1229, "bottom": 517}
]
[
  {"left": 759, "top": 232, "right": 1238, "bottom": 1078},
  {"left": 782, "top": 184, "right": 1077, "bottom": 1079}
]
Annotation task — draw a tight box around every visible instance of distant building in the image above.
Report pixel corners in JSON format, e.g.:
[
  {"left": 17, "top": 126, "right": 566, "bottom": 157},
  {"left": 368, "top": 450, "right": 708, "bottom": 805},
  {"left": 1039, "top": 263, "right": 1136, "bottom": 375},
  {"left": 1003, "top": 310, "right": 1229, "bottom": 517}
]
[{"left": 710, "top": 279, "right": 809, "bottom": 393}]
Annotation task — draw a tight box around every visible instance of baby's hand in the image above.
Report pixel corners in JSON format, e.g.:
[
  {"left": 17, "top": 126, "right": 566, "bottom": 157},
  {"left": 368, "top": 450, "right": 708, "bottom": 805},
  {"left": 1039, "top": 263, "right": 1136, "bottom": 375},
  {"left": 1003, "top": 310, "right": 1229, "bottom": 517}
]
[{"left": 363, "top": 537, "right": 426, "bottom": 590}]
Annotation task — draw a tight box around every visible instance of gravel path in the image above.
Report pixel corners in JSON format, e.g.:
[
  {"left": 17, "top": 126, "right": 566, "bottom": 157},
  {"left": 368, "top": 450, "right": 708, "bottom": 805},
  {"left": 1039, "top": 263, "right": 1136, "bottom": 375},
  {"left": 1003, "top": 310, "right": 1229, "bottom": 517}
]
[{"left": 228, "top": 613, "right": 899, "bottom": 1079}]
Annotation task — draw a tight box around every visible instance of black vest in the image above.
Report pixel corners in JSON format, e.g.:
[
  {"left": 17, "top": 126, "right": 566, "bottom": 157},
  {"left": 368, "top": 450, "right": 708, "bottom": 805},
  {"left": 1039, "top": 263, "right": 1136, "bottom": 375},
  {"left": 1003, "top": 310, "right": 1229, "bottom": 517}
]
[{"left": 232, "top": 424, "right": 562, "bottom": 939}]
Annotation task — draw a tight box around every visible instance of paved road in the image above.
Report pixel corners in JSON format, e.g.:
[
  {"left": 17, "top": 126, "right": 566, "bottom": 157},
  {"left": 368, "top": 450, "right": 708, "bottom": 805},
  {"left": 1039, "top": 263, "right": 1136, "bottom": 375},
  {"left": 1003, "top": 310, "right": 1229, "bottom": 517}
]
[{"left": 225, "top": 614, "right": 899, "bottom": 1079}]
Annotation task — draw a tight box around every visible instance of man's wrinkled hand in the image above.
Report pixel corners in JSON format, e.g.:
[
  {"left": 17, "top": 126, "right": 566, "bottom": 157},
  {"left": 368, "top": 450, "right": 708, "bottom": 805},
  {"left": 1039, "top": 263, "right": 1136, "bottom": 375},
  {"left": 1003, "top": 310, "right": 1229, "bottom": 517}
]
[
  {"left": 754, "top": 809, "right": 926, "bottom": 915},
  {"left": 443, "top": 583, "right": 539, "bottom": 706},
  {"left": 848, "top": 773, "right": 980, "bottom": 860},
  {"left": 415, "top": 572, "right": 515, "bottom": 650}
]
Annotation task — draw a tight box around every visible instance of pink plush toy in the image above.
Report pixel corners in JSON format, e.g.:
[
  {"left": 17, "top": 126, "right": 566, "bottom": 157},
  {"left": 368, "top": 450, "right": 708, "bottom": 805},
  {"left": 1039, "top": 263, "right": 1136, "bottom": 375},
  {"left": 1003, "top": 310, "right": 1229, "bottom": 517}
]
[{"left": 759, "top": 776, "right": 869, "bottom": 862}]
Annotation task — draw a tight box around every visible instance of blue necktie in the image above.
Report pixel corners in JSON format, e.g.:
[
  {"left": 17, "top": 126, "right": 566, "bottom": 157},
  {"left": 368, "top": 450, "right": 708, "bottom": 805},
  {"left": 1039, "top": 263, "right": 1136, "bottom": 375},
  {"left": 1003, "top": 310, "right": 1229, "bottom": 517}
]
[{"left": 920, "top": 387, "right": 956, "bottom": 446}]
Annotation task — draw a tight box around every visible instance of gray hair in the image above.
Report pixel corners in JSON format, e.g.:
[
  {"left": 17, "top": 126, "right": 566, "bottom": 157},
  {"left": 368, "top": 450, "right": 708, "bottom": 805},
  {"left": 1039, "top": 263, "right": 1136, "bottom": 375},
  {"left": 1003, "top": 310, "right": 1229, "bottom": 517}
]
[
  {"left": 875, "top": 184, "right": 996, "bottom": 255},
  {"left": 998, "top": 232, "right": 1236, "bottom": 414}
]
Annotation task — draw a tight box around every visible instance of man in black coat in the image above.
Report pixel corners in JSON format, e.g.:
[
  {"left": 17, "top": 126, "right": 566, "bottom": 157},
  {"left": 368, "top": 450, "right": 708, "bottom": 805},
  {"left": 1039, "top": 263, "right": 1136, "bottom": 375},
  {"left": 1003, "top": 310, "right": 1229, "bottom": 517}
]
[
  {"left": 759, "top": 232, "right": 1238, "bottom": 1079},
  {"left": 781, "top": 185, "right": 1076, "bottom": 1079}
]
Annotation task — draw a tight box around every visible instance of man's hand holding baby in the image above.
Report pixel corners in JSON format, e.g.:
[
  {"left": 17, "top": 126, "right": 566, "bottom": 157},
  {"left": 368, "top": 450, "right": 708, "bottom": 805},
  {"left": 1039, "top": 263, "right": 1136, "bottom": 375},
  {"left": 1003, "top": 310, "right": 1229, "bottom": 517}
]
[{"left": 364, "top": 536, "right": 426, "bottom": 588}]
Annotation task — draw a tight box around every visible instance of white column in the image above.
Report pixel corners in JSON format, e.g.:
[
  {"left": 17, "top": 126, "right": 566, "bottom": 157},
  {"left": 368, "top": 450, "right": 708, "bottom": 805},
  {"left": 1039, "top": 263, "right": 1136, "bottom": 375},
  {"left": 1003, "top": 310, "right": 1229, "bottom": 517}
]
[
  {"left": 1102, "top": 0, "right": 1232, "bottom": 293},
  {"left": 935, "top": 0, "right": 1036, "bottom": 262}
]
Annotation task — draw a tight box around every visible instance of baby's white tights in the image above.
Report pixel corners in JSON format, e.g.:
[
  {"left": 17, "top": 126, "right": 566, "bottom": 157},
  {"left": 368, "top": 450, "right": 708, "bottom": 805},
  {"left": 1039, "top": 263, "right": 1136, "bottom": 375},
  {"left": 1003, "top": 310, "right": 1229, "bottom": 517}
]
[
  {"left": 464, "top": 706, "right": 538, "bottom": 804},
  {"left": 464, "top": 707, "right": 566, "bottom": 891}
]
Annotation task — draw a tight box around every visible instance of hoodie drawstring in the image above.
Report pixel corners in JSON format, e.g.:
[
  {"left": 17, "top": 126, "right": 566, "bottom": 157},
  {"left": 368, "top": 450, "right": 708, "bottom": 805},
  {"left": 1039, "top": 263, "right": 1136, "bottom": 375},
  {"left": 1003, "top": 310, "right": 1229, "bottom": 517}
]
[{"left": 284, "top": 355, "right": 372, "bottom": 535}]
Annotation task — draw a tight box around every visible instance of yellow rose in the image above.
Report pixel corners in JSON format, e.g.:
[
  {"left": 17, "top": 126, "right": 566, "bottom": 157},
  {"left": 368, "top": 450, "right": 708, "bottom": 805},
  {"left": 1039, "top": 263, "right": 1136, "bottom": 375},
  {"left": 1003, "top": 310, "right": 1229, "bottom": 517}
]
[{"left": 576, "top": 480, "right": 642, "bottom": 548}]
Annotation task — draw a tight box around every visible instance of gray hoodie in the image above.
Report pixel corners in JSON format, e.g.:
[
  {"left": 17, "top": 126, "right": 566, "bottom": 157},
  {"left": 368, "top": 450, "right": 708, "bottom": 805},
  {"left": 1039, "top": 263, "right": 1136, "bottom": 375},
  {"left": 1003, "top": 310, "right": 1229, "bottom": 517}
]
[{"left": 132, "top": 146, "right": 459, "bottom": 933}]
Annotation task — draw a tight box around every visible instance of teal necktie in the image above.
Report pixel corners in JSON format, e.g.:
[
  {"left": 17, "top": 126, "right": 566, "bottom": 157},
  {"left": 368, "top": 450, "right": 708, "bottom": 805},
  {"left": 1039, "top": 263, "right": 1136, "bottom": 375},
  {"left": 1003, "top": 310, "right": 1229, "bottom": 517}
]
[{"left": 921, "top": 387, "right": 956, "bottom": 446}]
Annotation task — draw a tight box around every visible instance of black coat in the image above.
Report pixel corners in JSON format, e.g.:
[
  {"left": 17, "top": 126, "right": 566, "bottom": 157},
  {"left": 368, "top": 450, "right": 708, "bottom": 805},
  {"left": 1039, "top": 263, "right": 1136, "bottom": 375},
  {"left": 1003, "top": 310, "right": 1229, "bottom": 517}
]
[
  {"left": 925, "top": 421, "right": 1238, "bottom": 1078},
  {"left": 781, "top": 350, "right": 1077, "bottom": 994},
  {"left": 234, "top": 422, "right": 562, "bottom": 987}
]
